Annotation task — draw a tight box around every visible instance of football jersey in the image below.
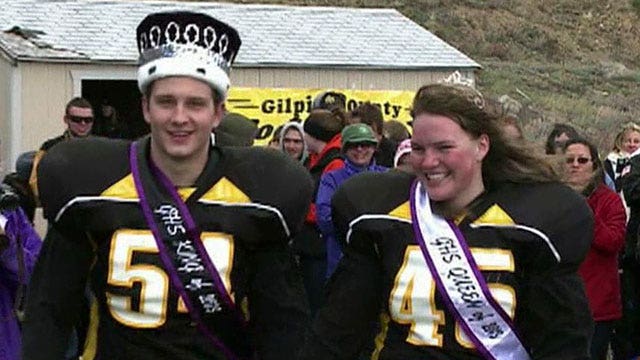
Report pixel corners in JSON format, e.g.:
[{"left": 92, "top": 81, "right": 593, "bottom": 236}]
[
  {"left": 23, "top": 137, "right": 313, "bottom": 360},
  {"left": 301, "top": 170, "right": 594, "bottom": 360}
]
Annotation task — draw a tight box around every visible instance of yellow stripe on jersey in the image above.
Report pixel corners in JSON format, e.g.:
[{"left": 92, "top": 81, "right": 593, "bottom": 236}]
[
  {"left": 100, "top": 174, "right": 196, "bottom": 200},
  {"left": 177, "top": 187, "right": 196, "bottom": 200},
  {"left": 371, "top": 312, "right": 391, "bottom": 360},
  {"left": 388, "top": 201, "right": 411, "bottom": 221},
  {"left": 101, "top": 174, "right": 138, "bottom": 199},
  {"left": 81, "top": 299, "right": 99, "bottom": 360},
  {"left": 472, "top": 204, "right": 515, "bottom": 226},
  {"left": 200, "top": 177, "right": 250, "bottom": 203}
]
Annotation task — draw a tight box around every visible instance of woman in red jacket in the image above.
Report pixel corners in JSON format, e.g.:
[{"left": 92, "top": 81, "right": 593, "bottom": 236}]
[{"left": 563, "top": 137, "right": 627, "bottom": 360}]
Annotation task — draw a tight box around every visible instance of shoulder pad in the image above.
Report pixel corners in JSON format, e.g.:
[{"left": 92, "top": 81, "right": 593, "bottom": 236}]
[
  {"left": 220, "top": 147, "right": 314, "bottom": 232},
  {"left": 38, "top": 137, "right": 131, "bottom": 221},
  {"left": 333, "top": 170, "right": 414, "bottom": 222}
]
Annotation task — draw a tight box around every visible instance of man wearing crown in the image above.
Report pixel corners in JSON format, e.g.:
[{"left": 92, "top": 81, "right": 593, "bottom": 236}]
[{"left": 22, "top": 11, "right": 312, "bottom": 360}]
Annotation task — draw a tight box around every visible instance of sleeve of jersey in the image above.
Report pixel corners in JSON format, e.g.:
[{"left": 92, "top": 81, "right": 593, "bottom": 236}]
[
  {"left": 517, "top": 188, "right": 594, "bottom": 359},
  {"left": 22, "top": 224, "right": 94, "bottom": 360},
  {"left": 299, "top": 184, "right": 383, "bottom": 360},
  {"left": 247, "top": 242, "right": 310, "bottom": 360}
]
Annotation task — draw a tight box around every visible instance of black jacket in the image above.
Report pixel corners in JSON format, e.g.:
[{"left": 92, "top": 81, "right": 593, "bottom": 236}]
[{"left": 301, "top": 171, "right": 594, "bottom": 360}]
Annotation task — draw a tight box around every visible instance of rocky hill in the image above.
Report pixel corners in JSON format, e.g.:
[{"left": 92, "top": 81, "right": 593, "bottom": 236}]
[{"left": 217, "top": 0, "right": 640, "bottom": 148}]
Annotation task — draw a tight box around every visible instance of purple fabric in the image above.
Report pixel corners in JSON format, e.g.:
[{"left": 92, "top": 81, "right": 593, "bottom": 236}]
[
  {"left": 0, "top": 208, "right": 42, "bottom": 360},
  {"left": 129, "top": 142, "right": 243, "bottom": 360},
  {"left": 409, "top": 180, "right": 527, "bottom": 359},
  {"left": 316, "top": 159, "right": 387, "bottom": 278}
]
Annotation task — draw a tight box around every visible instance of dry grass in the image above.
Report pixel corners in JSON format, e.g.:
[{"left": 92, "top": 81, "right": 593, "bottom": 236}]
[{"left": 201, "top": 0, "right": 640, "bottom": 150}]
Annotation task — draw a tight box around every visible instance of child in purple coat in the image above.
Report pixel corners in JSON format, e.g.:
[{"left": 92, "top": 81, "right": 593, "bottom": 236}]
[{"left": 0, "top": 189, "right": 42, "bottom": 360}]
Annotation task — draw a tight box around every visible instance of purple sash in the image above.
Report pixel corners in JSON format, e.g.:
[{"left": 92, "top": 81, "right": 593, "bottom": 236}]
[
  {"left": 129, "top": 141, "right": 251, "bottom": 359},
  {"left": 409, "top": 180, "right": 530, "bottom": 360}
]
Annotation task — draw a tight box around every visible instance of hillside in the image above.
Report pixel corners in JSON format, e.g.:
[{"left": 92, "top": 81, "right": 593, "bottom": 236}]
[{"left": 218, "top": 0, "right": 640, "bottom": 148}]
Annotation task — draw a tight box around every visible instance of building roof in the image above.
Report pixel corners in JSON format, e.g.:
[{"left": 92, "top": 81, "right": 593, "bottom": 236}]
[{"left": 0, "top": 0, "right": 480, "bottom": 69}]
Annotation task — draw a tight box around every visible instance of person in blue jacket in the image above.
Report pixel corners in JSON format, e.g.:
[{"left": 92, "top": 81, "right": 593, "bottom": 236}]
[{"left": 316, "top": 123, "right": 387, "bottom": 279}]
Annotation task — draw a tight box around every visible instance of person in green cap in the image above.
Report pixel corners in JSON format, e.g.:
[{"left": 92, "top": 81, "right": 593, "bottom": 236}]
[{"left": 316, "top": 123, "right": 388, "bottom": 279}]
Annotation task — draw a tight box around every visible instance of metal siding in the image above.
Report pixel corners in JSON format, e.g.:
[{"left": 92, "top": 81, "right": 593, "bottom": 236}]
[
  {"left": 19, "top": 62, "right": 135, "bottom": 152},
  {"left": 233, "top": 67, "right": 462, "bottom": 91},
  {"left": 20, "top": 63, "right": 72, "bottom": 152},
  {"left": 0, "top": 57, "right": 12, "bottom": 174}
]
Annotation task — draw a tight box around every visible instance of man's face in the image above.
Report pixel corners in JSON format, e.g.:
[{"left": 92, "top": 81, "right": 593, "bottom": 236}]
[
  {"left": 142, "top": 76, "right": 223, "bottom": 165},
  {"left": 283, "top": 128, "right": 304, "bottom": 159},
  {"left": 64, "top": 106, "right": 94, "bottom": 137}
]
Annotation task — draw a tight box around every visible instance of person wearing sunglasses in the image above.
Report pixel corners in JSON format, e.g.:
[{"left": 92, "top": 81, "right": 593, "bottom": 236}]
[
  {"left": 28, "top": 97, "right": 94, "bottom": 202},
  {"left": 22, "top": 11, "right": 312, "bottom": 360},
  {"left": 316, "top": 123, "right": 387, "bottom": 279},
  {"left": 561, "top": 138, "right": 626, "bottom": 360}
]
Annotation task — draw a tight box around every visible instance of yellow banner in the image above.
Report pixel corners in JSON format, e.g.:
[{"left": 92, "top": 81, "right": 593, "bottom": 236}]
[{"left": 226, "top": 87, "right": 414, "bottom": 145}]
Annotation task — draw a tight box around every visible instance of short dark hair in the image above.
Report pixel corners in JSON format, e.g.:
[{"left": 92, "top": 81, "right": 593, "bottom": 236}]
[
  {"left": 411, "top": 83, "right": 559, "bottom": 186},
  {"left": 144, "top": 79, "right": 223, "bottom": 106},
  {"left": 350, "top": 102, "right": 383, "bottom": 135},
  {"left": 545, "top": 123, "right": 580, "bottom": 154},
  {"left": 65, "top": 97, "right": 93, "bottom": 115}
]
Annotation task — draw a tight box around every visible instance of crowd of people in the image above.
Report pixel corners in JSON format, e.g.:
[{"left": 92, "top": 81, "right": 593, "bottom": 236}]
[{"left": 1, "top": 9, "right": 639, "bottom": 360}]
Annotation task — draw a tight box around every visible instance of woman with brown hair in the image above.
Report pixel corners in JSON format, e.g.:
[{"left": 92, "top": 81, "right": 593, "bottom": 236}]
[
  {"left": 300, "top": 83, "right": 593, "bottom": 359},
  {"left": 562, "top": 137, "right": 626, "bottom": 360}
]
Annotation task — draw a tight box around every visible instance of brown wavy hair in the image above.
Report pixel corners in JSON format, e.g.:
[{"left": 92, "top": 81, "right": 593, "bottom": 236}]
[{"left": 411, "top": 84, "right": 559, "bottom": 190}]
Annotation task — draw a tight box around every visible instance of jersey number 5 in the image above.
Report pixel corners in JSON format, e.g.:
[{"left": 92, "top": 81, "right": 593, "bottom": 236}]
[
  {"left": 388, "top": 245, "right": 515, "bottom": 348},
  {"left": 106, "top": 229, "right": 234, "bottom": 328}
]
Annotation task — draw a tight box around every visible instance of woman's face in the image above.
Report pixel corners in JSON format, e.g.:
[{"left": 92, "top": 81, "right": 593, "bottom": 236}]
[
  {"left": 410, "top": 113, "right": 489, "bottom": 215},
  {"left": 564, "top": 143, "right": 594, "bottom": 189},
  {"left": 622, "top": 130, "right": 640, "bottom": 155}
]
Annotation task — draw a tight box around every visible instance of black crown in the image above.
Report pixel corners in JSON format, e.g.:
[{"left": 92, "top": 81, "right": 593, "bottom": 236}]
[{"left": 136, "top": 11, "right": 241, "bottom": 73}]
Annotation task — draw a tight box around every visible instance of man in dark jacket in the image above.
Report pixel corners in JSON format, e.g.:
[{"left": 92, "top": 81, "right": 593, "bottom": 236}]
[
  {"left": 29, "top": 97, "right": 94, "bottom": 201},
  {"left": 294, "top": 108, "right": 347, "bottom": 317}
]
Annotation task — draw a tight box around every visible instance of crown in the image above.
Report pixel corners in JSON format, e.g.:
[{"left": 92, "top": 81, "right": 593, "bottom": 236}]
[
  {"left": 136, "top": 11, "right": 242, "bottom": 100},
  {"left": 439, "top": 71, "right": 476, "bottom": 87},
  {"left": 437, "top": 71, "right": 484, "bottom": 110}
]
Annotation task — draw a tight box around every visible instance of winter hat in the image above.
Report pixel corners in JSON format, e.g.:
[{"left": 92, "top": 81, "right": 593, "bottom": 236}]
[
  {"left": 303, "top": 109, "right": 344, "bottom": 143},
  {"left": 312, "top": 91, "right": 347, "bottom": 111},
  {"left": 136, "top": 11, "right": 241, "bottom": 100},
  {"left": 215, "top": 112, "right": 257, "bottom": 146},
  {"left": 341, "top": 124, "right": 377, "bottom": 147},
  {"left": 393, "top": 138, "right": 412, "bottom": 167}
]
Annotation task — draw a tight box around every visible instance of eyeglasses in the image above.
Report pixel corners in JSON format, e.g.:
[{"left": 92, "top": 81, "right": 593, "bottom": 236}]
[
  {"left": 565, "top": 157, "right": 591, "bottom": 165},
  {"left": 67, "top": 115, "right": 94, "bottom": 124},
  {"left": 346, "top": 142, "right": 376, "bottom": 149}
]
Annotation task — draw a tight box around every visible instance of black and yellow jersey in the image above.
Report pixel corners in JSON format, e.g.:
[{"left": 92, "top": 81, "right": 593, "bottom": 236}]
[
  {"left": 301, "top": 170, "right": 594, "bottom": 360},
  {"left": 23, "top": 137, "right": 313, "bottom": 360}
]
